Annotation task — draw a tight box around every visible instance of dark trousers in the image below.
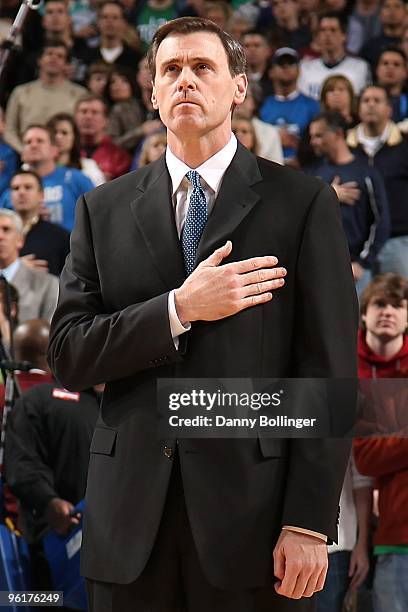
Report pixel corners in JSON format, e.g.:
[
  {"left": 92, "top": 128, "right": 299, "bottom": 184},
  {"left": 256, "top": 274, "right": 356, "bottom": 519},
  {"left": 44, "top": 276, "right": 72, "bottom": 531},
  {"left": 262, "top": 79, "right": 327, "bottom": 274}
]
[{"left": 86, "top": 452, "right": 316, "bottom": 612}]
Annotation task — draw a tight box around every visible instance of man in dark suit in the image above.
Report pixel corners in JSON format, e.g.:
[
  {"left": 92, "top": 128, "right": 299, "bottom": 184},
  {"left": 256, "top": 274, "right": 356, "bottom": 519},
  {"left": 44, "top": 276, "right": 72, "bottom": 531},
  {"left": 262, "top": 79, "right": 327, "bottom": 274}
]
[{"left": 48, "top": 16, "right": 359, "bottom": 612}]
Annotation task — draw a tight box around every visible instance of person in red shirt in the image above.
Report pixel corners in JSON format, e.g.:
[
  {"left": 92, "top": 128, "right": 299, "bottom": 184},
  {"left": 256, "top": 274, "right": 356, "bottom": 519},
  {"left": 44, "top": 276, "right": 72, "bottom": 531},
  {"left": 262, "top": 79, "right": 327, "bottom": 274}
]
[
  {"left": 354, "top": 273, "right": 408, "bottom": 612},
  {"left": 75, "top": 94, "right": 131, "bottom": 180}
]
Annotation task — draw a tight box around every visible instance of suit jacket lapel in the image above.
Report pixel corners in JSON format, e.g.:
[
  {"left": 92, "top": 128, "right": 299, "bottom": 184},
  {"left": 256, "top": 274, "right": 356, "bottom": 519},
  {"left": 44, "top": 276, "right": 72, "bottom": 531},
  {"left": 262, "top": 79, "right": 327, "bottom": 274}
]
[
  {"left": 195, "top": 144, "right": 262, "bottom": 265},
  {"left": 130, "top": 157, "right": 186, "bottom": 290}
]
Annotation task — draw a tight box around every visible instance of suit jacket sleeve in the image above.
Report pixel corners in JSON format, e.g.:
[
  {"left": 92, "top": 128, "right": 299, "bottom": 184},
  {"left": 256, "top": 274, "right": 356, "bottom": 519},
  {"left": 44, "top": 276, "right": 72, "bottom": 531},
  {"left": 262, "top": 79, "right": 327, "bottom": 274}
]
[
  {"left": 48, "top": 195, "right": 182, "bottom": 390},
  {"left": 282, "top": 183, "right": 359, "bottom": 541}
]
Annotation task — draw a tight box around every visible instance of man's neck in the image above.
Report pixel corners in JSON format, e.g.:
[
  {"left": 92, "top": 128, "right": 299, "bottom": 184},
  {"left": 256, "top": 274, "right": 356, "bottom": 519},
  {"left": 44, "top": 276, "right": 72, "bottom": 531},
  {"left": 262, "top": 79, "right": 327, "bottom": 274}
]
[
  {"left": 383, "top": 24, "right": 404, "bottom": 38},
  {"left": 366, "top": 331, "right": 404, "bottom": 360},
  {"left": 329, "top": 145, "right": 354, "bottom": 165},
  {"left": 19, "top": 210, "right": 39, "bottom": 229},
  {"left": 0, "top": 255, "right": 18, "bottom": 269},
  {"left": 249, "top": 61, "right": 267, "bottom": 75},
  {"left": 357, "top": 0, "right": 378, "bottom": 16},
  {"left": 273, "top": 81, "right": 297, "bottom": 97},
  {"left": 81, "top": 133, "right": 104, "bottom": 147},
  {"left": 46, "top": 30, "right": 73, "bottom": 47},
  {"left": 28, "top": 160, "right": 56, "bottom": 177},
  {"left": 322, "top": 50, "right": 345, "bottom": 65},
  {"left": 100, "top": 35, "right": 121, "bottom": 50},
  {"left": 39, "top": 71, "right": 66, "bottom": 86},
  {"left": 167, "top": 126, "right": 231, "bottom": 168},
  {"left": 384, "top": 82, "right": 403, "bottom": 97},
  {"left": 362, "top": 120, "right": 388, "bottom": 137}
]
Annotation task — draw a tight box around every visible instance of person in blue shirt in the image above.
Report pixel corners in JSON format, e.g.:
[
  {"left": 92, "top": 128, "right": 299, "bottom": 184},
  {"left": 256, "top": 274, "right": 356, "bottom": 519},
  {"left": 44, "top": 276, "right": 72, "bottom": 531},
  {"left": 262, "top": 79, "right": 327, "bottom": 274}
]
[
  {"left": 0, "top": 125, "right": 94, "bottom": 232},
  {"left": 259, "top": 47, "right": 319, "bottom": 162},
  {"left": 306, "top": 112, "right": 390, "bottom": 294},
  {"left": 0, "top": 107, "right": 19, "bottom": 197}
]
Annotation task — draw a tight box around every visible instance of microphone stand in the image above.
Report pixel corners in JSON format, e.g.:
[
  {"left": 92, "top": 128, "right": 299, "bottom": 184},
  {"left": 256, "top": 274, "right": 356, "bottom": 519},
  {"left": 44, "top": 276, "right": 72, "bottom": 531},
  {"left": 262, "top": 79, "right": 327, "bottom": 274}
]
[{"left": 0, "top": 0, "right": 42, "bottom": 87}]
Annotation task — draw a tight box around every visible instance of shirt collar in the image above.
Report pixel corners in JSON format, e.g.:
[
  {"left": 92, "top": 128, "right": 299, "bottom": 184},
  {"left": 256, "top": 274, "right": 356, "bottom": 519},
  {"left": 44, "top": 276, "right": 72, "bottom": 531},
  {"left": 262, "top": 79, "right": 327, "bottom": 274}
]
[
  {"left": 166, "top": 133, "right": 238, "bottom": 197},
  {"left": 274, "top": 90, "right": 299, "bottom": 102},
  {"left": 0, "top": 258, "right": 20, "bottom": 282}
]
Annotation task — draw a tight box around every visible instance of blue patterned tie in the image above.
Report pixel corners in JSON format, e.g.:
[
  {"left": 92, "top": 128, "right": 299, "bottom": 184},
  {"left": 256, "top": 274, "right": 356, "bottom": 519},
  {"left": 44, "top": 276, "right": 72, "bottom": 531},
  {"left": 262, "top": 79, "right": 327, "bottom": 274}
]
[{"left": 181, "top": 170, "right": 208, "bottom": 276}]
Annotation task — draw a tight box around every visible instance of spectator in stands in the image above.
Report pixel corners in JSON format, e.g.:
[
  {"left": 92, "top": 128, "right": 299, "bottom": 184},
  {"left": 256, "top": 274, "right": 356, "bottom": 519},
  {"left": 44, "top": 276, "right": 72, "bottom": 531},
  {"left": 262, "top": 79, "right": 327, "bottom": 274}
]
[
  {"left": 75, "top": 94, "right": 131, "bottom": 180},
  {"left": 320, "top": 75, "right": 359, "bottom": 128},
  {"left": 242, "top": 31, "right": 272, "bottom": 95},
  {"left": 354, "top": 273, "right": 408, "bottom": 612},
  {"left": 47, "top": 113, "right": 106, "bottom": 186},
  {"left": 260, "top": 47, "right": 319, "bottom": 162},
  {"left": 232, "top": 117, "right": 261, "bottom": 154},
  {"left": 316, "top": 457, "right": 372, "bottom": 612},
  {"left": 361, "top": 0, "right": 407, "bottom": 70},
  {"left": 138, "top": 131, "right": 167, "bottom": 167},
  {"left": 86, "top": 61, "right": 113, "bottom": 97},
  {"left": 347, "top": 0, "right": 382, "bottom": 55},
  {"left": 106, "top": 66, "right": 162, "bottom": 151},
  {"left": 0, "top": 209, "right": 58, "bottom": 322},
  {"left": 308, "top": 112, "right": 390, "bottom": 292},
  {"left": 3, "top": 41, "right": 87, "bottom": 153},
  {"left": 13, "top": 0, "right": 94, "bottom": 87},
  {"left": 268, "top": 0, "right": 312, "bottom": 51},
  {"left": 4, "top": 320, "right": 99, "bottom": 592},
  {"left": 226, "top": 13, "right": 252, "bottom": 42},
  {"left": 233, "top": 83, "right": 284, "bottom": 164},
  {"left": 134, "top": 0, "right": 178, "bottom": 51},
  {"left": 202, "top": 1, "right": 232, "bottom": 30},
  {"left": 2, "top": 125, "right": 94, "bottom": 232},
  {"left": 347, "top": 85, "right": 408, "bottom": 276},
  {"left": 298, "top": 12, "right": 371, "bottom": 100},
  {"left": 10, "top": 170, "right": 70, "bottom": 276},
  {"left": 88, "top": 1, "right": 142, "bottom": 68},
  {"left": 376, "top": 47, "right": 408, "bottom": 122},
  {"left": 0, "top": 106, "right": 18, "bottom": 197}
]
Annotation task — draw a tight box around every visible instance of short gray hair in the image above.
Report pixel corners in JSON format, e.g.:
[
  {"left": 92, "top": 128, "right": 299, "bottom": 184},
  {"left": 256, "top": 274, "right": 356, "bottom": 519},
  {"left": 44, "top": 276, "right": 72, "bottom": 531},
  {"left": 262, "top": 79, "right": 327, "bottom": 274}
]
[{"left": 0, "top": 209, "right": 23, "bottom": 234}]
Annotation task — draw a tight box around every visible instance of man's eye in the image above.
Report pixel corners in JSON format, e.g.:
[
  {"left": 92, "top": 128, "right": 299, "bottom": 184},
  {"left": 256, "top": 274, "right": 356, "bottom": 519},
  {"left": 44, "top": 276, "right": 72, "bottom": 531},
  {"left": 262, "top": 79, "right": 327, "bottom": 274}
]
[
  {"left": 197, "top": 64, "right": 209, "bottom": 71},
  {"left": 166, "top": 65, "right": 178, "bottom": 72}
]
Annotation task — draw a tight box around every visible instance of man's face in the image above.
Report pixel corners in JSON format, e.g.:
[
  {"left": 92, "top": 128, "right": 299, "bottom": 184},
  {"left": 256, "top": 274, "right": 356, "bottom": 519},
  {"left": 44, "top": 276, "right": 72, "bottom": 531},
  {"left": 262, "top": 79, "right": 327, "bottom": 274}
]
[
  {"left": 242, "top": 34, "right": 270, "bottom": 67},
  {"left": 0, "top": 216, "right": 24, "bottom": 266},
  {"left": 98, "top": 3, "right": 125, "bottom": 39},
  {"left": 309, "top": 120, "right": 326, "bottom": 156},
  {"left": 152, "top": 32, "right": 247, "bottom": 141},
  {"left": 270, "top": 60, "right": 299, "bottom": 85},
  {"left": 380, "top": 0, "right": 406, "bottom": 27},
  {"left": 318, "top": 18, "right": 345, "bottom": 54},
  {"left": 22, "top": 128, "right": 58, "bottom": 165},
  {"left": 359, "top": 87, "right": 391, "bottom": 126},
  {"left": 10, "top": 174, "right": 43, "bottom": 215},
  {"left": 75, "top": 100, "right": 107, "bottom": 137},
  {"left": 271, "top": 0, "right": 298, "bottom": 25},
  {"left": 38, "top": 46, "right": 67, "bottom": 77},
  {"left": 0, "top": 108, "right": 4, "bottom": 137},
  {"left": 43, "top": 1, "right": 70, "bottom": 34},
  {"left": 376, "top": 51, "right": 407, "bottom": 87},
  {"left": 363, "top": 296, "right": 408, "bottom": 342}
]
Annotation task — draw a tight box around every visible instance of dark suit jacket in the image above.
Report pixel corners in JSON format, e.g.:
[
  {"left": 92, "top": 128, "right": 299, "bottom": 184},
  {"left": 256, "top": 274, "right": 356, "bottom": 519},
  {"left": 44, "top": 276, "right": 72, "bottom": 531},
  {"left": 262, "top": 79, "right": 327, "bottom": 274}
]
[{"left": 48, "top": 144, "right": 358, "bottom": 593}]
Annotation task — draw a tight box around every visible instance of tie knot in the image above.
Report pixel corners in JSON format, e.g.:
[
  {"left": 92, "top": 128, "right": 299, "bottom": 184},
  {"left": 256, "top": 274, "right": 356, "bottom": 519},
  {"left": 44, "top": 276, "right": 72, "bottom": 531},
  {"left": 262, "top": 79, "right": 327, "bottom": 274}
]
[{"left": 186, "top": 170, "right": 202, "bottom": 190}]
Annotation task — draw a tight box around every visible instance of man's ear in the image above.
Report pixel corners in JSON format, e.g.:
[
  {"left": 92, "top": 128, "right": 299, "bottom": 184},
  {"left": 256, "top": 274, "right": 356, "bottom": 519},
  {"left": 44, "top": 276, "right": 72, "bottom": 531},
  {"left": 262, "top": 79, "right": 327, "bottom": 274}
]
[
  {"left": 233, "top": 74, "right": 248, "bottom": 108},
  {"left": 151, "top": 84, "right": 158, "bottom": 110}
]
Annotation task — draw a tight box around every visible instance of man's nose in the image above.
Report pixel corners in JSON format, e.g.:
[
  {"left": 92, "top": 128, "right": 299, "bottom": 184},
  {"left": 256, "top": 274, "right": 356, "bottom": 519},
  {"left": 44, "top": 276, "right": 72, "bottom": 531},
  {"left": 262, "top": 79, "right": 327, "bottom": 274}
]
[{"left": 177, "top": 68, "right": 196, "bottom": 92}]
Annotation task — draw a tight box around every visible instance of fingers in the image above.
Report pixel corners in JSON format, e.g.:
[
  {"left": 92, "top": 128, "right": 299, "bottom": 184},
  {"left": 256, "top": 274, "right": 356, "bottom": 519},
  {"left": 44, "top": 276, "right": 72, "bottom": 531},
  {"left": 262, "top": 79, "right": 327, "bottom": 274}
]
[
  {"left": 203, "top": 241, "right": 233, "bottom": 267},
  {"left": 242, "top": 277, "right": 285, "bottom": 298},
  {"left": 229, "top": 255, "right": 279, "bottom": 275},
  {"left": 240, "top": 292, "right": 273, "bottom": 310},
  {"left": 242, "top": 266, "right": 287, "bottom": 286}
]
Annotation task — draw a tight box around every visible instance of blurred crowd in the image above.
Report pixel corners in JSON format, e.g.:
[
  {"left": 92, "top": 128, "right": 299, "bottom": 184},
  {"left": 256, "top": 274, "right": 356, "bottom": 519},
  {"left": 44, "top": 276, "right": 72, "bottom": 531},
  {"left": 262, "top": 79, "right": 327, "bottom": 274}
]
[{"left": 0, "top": 0, "right": 407, "bottom": 611}]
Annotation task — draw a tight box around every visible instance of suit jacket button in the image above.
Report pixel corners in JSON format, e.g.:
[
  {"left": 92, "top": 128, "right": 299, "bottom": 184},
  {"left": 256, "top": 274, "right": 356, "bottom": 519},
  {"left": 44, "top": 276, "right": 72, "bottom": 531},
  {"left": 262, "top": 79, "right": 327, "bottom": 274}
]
[{"left": 164, "top": 446, "right": 173, "bottom": 458}]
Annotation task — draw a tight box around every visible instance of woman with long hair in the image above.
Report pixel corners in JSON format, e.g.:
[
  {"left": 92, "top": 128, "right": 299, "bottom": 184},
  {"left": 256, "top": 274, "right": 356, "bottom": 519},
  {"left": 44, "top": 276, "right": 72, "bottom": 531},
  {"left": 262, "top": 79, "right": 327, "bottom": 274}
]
[
  {"left": 320, "top": 75, "right": 358, "bottom": 128},
  {"left": 47, "top": 113, "right": 106, "bottom": 186}
]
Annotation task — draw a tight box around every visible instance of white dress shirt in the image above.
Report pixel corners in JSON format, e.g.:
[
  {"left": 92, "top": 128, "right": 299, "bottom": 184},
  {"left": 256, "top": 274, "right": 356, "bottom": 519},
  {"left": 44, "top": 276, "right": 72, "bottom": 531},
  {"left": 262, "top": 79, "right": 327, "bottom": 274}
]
[{"left": 166, "top": 133, "right": 238, "bottom": 339}]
